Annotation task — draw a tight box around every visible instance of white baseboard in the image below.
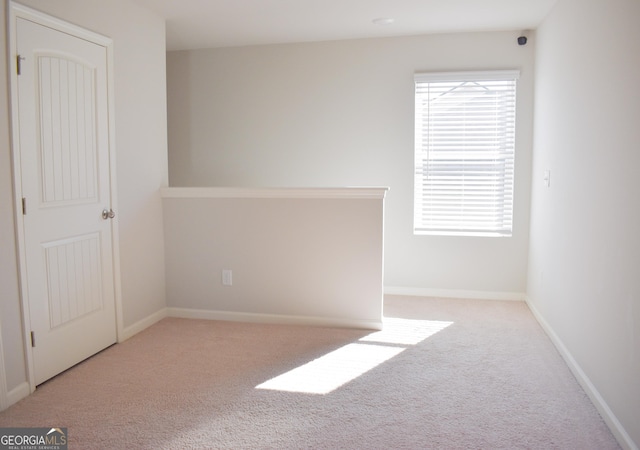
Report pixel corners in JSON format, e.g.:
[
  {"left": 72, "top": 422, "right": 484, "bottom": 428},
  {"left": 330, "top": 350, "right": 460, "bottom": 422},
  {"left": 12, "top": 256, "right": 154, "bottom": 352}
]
[
  {"left": 7, "top": 381, "right": 30, "bottom": 408},
  {"left": 525, "top": 296, "right": 638, "bottom": 450},
  {"left": 119, "top": 308, "right": 168, "bottom": 342},
  {"left": 384, "top": 286, "right": 525, "bottom": 301},
  {"left": 166, "top": 307, "right": 383, "bottom": 331}
]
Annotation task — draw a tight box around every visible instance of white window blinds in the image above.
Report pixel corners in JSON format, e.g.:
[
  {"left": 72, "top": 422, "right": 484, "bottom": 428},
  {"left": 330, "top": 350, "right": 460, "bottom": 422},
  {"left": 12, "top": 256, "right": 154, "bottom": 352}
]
[{"left": 414, "top": 70, "right": 519, "bottom": 236}]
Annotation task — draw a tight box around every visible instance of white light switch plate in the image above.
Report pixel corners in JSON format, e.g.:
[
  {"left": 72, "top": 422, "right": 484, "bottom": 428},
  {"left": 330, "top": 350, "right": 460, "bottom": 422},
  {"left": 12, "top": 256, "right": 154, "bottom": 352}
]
[{"left": 222, "top": 269, "right": 233, "bottom": 286}]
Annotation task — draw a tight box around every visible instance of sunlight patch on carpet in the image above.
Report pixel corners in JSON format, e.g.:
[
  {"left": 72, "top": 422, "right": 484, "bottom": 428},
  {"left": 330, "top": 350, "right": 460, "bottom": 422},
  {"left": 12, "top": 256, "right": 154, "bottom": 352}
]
[
  {"left": 256, "top": 318, "right": 453, "bottom": 395},
  {"left": 256, "top": 343, "right": 404, "bottom": 394},
  {"left": 360, "top": 318, "right": 453, "bottom": 345}
]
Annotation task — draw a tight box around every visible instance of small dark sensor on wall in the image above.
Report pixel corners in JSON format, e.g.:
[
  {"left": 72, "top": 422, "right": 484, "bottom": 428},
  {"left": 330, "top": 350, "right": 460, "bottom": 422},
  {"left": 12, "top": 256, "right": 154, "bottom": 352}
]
[{"left": 517, "top": 36, "right": 528, "bottom": 46}]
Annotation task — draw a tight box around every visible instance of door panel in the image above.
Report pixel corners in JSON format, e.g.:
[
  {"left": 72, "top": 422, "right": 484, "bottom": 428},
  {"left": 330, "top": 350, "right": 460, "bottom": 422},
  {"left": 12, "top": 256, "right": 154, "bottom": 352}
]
[
  {"left": 43, "top": 233, "right": 103, "bottom": 329},
  {"left": 16, "top": 17, "right": 117, "bottom": 385},
  {"left": 37, "top": 54, "right": 97, "bottom": 205}
]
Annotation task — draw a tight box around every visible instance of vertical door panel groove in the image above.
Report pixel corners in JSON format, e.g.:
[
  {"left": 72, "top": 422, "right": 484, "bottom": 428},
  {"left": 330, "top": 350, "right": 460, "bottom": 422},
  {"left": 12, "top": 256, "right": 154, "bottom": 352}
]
[{"left": 37, "top": 54, "right": 97, "bottom": 205}]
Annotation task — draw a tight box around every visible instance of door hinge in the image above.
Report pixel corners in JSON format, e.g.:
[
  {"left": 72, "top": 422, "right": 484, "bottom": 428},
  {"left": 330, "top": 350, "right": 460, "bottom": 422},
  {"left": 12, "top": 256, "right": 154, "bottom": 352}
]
[
  {"left": 30, "top": 331, "right": 35, "bottom": 347},
  {"left": 22, "top": 197, "right": 27, "bottom": 215},
  {"left": 17, "top": 55, "right": 25, "bottom": 75}
]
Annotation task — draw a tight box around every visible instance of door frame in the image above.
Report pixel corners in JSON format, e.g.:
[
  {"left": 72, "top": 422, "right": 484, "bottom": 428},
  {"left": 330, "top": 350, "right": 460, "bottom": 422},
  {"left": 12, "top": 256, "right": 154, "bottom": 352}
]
[{"left": 6, "top": 2, "right": 124, "bottom": 395}]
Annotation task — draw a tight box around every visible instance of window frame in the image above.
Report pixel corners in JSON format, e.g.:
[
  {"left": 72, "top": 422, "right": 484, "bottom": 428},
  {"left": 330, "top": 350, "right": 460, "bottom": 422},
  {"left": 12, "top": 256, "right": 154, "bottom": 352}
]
[{"left": 413, "top": 70, "right": 520, "bottom": 237}]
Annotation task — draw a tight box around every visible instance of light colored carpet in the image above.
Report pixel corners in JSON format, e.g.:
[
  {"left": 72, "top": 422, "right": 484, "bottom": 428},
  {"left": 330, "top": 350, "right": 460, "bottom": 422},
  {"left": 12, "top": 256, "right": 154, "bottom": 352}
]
[{"left": 0, "top": 296, "right": 620, "bottom": 449}]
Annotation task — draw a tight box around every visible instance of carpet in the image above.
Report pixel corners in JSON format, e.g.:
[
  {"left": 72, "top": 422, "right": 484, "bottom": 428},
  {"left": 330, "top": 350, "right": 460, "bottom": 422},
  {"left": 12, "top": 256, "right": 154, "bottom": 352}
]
[{"left": 0, "top": 296, "right": 620, "bottom": 449}]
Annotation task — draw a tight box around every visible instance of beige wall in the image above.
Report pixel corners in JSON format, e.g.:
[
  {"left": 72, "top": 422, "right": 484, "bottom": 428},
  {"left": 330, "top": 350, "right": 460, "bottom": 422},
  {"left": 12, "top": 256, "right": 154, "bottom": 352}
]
[
  {"left": 1, "top": 0, "right": 168, "bottom": 399},
  {"left": 163, "top": 188, "right": 386, "bottom": 328},
  {"left": 166, "top": 31, "right": 535, "bottom": 297},
  {"left": 528, "top": 0, "right": 640, "bottom": 447}
]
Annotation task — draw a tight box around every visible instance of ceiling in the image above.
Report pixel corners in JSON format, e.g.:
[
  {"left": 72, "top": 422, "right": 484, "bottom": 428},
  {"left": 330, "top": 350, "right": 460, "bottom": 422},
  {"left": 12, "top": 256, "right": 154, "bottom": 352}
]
[{"left": 131, "top": 0, "right": 558, "bottom": 51}]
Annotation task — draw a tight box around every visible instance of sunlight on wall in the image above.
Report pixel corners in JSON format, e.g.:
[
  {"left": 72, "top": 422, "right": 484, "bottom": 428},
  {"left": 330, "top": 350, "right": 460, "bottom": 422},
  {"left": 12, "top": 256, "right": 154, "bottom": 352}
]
[{"left": 256, "top": 318, "right": 453, "bottom": 395}]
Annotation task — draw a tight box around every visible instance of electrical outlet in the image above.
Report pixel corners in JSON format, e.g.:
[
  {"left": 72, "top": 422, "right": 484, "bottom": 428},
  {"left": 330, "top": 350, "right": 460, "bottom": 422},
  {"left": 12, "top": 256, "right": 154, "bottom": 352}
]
[{"left": 222, "top": 269, "right": 233, "bottom": 286}]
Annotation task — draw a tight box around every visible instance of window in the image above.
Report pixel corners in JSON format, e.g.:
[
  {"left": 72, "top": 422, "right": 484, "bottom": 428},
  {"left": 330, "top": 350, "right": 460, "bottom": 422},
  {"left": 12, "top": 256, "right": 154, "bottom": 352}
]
[{"left": 414, "top": 70, "right": 519, "bottom": 237}]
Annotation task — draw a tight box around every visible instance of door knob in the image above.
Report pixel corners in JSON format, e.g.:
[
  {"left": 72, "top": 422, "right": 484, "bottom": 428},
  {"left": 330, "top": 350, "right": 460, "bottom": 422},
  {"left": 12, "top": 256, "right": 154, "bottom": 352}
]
[{"left": 102, "top": 209, "right": 116, "bottom": 220}]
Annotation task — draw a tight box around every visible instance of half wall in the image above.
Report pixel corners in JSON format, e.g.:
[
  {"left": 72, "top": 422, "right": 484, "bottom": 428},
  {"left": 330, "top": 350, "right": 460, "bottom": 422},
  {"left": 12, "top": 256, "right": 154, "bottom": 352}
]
[{"left": 162, "top": 187, "right": 388, "bottom": 329}]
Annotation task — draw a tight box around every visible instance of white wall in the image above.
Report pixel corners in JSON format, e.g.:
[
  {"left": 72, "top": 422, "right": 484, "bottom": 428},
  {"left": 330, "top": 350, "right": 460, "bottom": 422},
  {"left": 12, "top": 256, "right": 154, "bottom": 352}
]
[
  {"left": 0, "top": 0, "right": 168, "bottom": 398},
  {"left": 167, "top": 31, "right": 535, "bottom": 297},
  {"left": 528, "top": 0, "right": 640, "bottom": 447},
  {"left": 162, "top": 188, "right": 386, "bottom": 328}
]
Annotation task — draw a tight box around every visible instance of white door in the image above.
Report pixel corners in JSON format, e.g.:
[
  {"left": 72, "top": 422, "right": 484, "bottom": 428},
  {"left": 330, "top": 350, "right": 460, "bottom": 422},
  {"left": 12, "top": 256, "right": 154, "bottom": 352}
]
[{"left": 14, "top": 16, "right": 117, "bottom": 385}]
